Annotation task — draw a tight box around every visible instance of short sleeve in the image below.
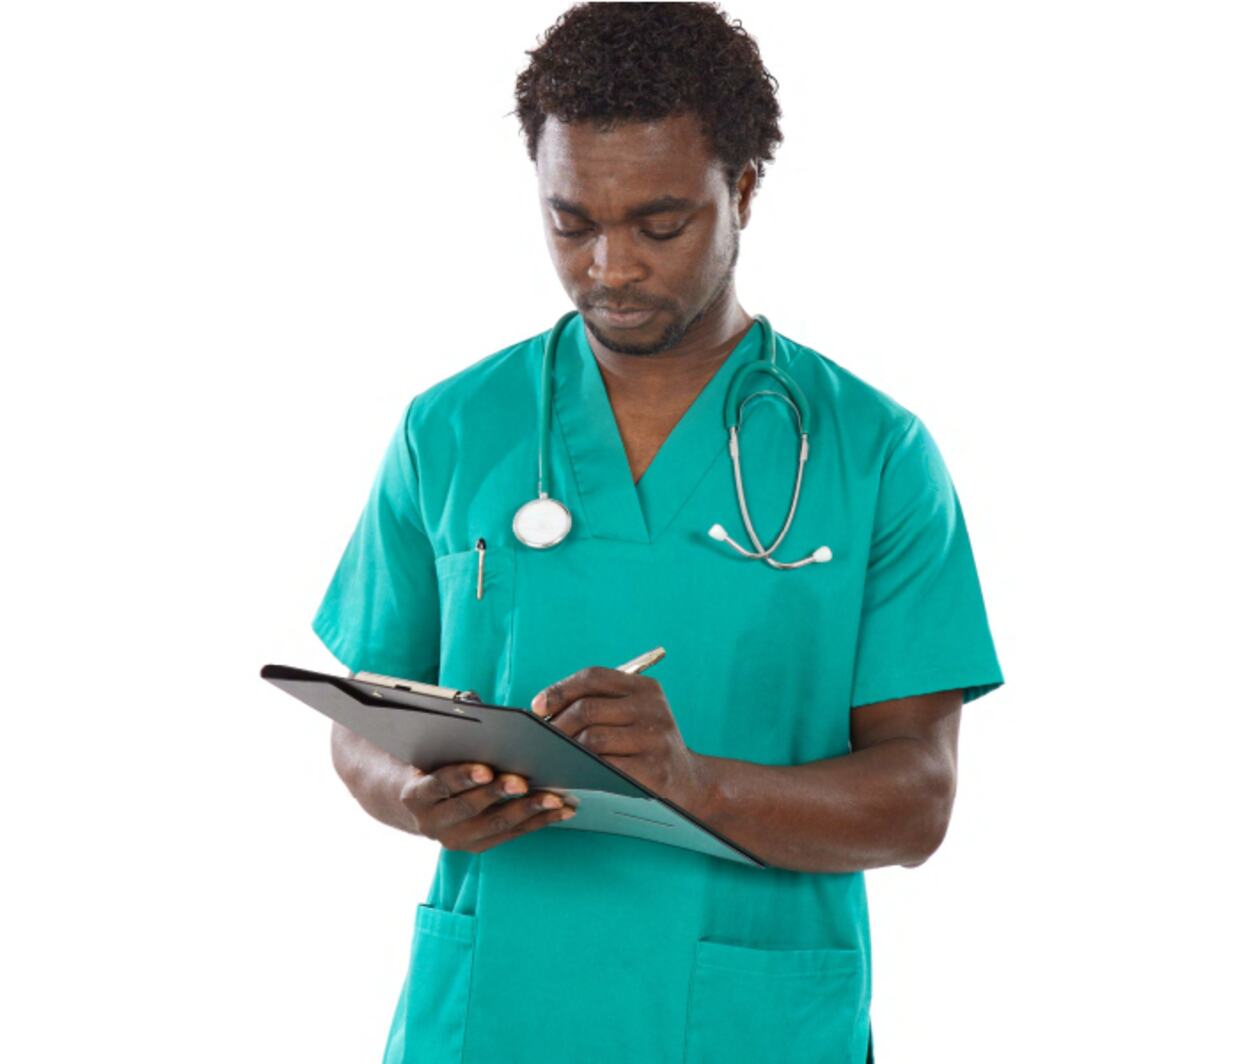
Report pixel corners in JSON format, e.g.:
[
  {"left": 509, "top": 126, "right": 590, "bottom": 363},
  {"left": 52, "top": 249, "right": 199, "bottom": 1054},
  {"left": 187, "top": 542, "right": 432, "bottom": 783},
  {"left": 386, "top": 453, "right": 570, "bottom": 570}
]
[
  {"left": 850, "top": 415, "right": 1005, "bottom": 708},
  {"left": 310, "top": 397, "right": 441, "bottom": 681}
]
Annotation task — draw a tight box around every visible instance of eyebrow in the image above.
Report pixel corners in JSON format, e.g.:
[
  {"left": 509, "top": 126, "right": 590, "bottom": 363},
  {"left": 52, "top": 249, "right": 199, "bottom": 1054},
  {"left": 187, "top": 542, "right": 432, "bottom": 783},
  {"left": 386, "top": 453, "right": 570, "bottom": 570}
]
[{"left": 546, "top": 194, "right": 698, "bottom": 222}]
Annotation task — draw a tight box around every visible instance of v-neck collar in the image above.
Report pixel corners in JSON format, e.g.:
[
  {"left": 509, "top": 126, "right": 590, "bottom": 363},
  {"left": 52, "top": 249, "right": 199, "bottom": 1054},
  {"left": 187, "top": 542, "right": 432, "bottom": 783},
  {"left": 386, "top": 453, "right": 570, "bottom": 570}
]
[{"left": 552, "top": 311, "right": 777, "bottom": 544}]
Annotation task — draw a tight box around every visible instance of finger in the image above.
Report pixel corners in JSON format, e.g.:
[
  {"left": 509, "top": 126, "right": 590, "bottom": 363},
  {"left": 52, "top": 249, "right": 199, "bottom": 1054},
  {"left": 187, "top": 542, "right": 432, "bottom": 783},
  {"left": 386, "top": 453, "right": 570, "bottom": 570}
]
[
  {"left": 438, "top": 771, "right": 536, "bottom": 832},
  {"left": 530, "top": 666, "right": 638, "bottom": 718},
  {"left": 423, "top": 772, "right": 534, "bottom": 832},
  {"left": 597, "top": 753, "right": 638, "bottom": 778},
  {"left": 569, "top": 723, "right": 645, "bottom": 757},
  {"left": 401, "top": 760, "right": 525, "bottom": 812},
  {"left": 400, "top": 762, "right": 495, "bottom": 808},
  {"left": 464, "top": 803, "right": 577, "bottom": 853},
  {"left": 447, "top": 790, "right": 569, "bottom": 850},
  {"left": 399, "top": 762, "right": 491, "bottom": 811},
  {"left": 545, "top": 695, "right": 640, "bottom": 736}
]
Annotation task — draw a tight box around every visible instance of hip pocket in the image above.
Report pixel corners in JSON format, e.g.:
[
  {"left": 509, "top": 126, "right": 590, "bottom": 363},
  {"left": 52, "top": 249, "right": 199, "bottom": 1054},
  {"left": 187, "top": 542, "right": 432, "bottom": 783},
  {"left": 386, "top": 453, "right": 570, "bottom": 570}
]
[
  {"left": 383, "top": 904, "right": 477, "bottom": 1064},
  {"left": 435, "top": 542, "right": 516, "bottom": 702},
  {"left": 682, "top": 938, "right": 868, "bottom": 1064}
]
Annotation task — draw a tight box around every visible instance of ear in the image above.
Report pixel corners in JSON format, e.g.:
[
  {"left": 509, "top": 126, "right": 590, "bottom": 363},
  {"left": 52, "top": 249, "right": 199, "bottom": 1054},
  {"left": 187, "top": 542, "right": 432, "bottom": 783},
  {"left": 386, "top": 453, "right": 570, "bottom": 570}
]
[{"left": 734, "top": 161, "right": 758, "bottom": 228}]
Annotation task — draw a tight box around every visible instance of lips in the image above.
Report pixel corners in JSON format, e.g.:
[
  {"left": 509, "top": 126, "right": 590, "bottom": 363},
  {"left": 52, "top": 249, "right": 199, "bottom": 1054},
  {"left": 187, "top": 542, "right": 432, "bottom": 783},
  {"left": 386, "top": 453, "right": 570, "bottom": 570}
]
[{"left": 591, "top": 304, "right": 658, "bottom": 327}]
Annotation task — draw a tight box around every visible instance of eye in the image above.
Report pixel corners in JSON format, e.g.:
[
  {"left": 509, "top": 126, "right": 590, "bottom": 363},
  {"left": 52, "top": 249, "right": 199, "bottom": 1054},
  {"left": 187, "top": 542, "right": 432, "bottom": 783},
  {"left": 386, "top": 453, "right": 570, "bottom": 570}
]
[
  {"left": 552, "top": 224, "right": 688, "bottom": 241},
  {"left": 643, "top": 226, "right": 686, "bottom": 241}
]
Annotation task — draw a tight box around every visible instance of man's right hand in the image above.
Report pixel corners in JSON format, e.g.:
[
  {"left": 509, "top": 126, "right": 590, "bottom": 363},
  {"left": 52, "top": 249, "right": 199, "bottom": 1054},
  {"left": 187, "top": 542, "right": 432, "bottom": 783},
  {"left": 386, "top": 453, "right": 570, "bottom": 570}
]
[
  {"left": 399, "top": 763, "right": 575, "bottom": 853},
  {"left": 330, "top": 721, "right": 576, "bottom": 846}
]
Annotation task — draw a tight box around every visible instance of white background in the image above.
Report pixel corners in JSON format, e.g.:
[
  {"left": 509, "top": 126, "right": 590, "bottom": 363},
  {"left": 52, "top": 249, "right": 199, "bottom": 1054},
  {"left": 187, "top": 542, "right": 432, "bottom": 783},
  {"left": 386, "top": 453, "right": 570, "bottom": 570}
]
[{"left": 3, "top": 2, "right": 1257, "bottom": 1061}]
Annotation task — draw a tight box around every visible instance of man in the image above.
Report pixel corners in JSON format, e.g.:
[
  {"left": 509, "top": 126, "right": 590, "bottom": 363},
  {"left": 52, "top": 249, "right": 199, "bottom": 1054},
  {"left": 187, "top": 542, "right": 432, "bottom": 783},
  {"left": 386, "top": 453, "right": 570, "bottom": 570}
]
[{"left": 312, "top": 4, "right": 1004, "bottom": 1062}]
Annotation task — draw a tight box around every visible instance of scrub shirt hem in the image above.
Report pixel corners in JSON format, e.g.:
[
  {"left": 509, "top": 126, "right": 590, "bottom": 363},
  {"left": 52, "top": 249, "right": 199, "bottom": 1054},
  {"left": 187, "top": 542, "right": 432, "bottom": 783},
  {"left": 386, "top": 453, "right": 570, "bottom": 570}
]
[
  {"left": 852, "top": 662, "right": 1005, "bottom": 709},
  {"left": 311, "top": 613, "right": 351, "bottom": 669},
  {"left": 310, "top": 611, "right": 434, "bottom": 682}
]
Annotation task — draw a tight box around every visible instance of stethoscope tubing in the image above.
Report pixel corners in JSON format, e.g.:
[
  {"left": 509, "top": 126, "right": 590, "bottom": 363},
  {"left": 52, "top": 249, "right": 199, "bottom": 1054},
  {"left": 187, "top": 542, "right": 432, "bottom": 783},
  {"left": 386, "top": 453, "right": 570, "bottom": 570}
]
[
  {"left": 536, "top": 309, "right": 581, "bottom": 501},
  {"left": 523, "top": 310, "right": 828, "bottom": 568}
]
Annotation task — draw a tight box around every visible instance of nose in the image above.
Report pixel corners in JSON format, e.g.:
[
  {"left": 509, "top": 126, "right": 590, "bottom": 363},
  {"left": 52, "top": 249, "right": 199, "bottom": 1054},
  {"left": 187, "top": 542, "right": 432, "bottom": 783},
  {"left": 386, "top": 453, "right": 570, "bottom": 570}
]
[{"left": 588, "top": 228, "right": 648, "bottom": 289}]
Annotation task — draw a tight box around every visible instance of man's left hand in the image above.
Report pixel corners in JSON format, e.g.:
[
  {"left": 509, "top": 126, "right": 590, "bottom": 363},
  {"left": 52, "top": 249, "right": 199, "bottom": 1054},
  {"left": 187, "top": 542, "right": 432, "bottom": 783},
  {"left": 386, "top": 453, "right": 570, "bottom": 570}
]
[{"left": 530, "top": 667, "right": 711, "bottom": 813}]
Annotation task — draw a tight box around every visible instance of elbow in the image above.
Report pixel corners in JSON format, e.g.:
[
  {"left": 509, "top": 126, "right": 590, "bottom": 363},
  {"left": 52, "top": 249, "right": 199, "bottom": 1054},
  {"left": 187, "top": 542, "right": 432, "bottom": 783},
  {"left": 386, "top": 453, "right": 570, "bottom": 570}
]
[
  {"left": 899, "top": 812, "right": 950, "bottom": 868},
  {"left": 899, "top": 763, "right": 957, "bottom": 868}
]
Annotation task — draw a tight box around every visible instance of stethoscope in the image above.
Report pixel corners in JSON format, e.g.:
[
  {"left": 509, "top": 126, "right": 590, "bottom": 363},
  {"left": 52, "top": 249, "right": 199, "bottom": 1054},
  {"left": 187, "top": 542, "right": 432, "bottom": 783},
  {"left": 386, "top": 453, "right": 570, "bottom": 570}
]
[{"left": 512, "top": 310, "right": 832, "bottom": 570}]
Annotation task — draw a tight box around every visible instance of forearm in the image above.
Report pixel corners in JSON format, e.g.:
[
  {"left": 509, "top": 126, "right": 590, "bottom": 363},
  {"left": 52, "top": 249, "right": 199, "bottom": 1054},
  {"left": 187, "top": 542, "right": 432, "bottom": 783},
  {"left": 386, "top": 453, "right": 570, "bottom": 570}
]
[
  {"left": 330, "top": 722, "right": 421, "bottom": 835},
  {"left": 691, "top": 738, "right": 956, "bottom": 874}
]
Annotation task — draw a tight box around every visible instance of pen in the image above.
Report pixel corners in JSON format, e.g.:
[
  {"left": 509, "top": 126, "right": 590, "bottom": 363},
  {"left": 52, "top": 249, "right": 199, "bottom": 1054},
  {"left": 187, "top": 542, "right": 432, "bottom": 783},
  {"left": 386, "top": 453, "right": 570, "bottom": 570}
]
[{"left": 616, "top": 646, "right": 666, "bottom": 675}]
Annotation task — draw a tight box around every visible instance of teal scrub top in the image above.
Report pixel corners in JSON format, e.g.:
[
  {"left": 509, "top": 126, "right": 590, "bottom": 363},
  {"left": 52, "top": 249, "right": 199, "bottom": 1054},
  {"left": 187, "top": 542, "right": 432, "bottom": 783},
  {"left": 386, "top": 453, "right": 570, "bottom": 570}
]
[{"left": 312, "top": 313, "right": 1004, "bottom": 1064}]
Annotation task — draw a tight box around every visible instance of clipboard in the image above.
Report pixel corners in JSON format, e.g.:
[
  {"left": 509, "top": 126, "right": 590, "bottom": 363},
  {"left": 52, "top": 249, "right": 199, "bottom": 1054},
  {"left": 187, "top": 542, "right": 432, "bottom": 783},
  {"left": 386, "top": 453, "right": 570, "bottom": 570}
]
[{"left": 260, "top": 663, "right": 765, "bottom": 868}]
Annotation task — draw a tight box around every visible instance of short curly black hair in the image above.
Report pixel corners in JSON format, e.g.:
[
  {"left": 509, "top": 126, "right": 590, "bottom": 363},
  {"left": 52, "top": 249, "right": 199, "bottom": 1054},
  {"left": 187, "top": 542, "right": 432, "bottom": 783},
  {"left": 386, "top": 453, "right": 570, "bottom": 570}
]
[{"left": 513, "top": 2, "right": 783, "bottom": 195}]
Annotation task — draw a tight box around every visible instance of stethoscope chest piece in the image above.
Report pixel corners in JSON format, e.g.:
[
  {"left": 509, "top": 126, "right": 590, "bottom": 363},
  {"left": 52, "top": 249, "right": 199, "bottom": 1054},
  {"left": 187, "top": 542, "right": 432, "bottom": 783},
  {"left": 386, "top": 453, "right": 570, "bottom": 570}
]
[{"left": 513, "top": 494, "right": 572, "bottom": 549}]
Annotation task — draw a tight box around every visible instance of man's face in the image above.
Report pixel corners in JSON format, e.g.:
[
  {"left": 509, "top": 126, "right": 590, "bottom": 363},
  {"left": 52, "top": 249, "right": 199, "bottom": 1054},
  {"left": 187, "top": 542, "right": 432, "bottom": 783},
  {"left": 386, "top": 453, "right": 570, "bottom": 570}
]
[{"left": 536, "top": 111, "right": 752, "bottom": 356}]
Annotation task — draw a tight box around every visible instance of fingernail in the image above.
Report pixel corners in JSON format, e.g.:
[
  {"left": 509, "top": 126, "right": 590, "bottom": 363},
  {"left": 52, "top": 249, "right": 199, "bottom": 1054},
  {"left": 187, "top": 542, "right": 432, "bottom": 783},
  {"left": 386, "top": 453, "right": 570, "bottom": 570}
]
[
  {"left": 542, "top": 795, "right": 562, "bottom": 809},
  {"left": 505, "top": 778, "right": 526, "bottom": 794},
  {"left": 530, "top": 692, "right": 546, "bottom": 714},
  {"left": 560, "top": 808, "right": 576, "bottom": 820},
  {"left": 472, "top": 766, "right": 492, "bottom": 783}
]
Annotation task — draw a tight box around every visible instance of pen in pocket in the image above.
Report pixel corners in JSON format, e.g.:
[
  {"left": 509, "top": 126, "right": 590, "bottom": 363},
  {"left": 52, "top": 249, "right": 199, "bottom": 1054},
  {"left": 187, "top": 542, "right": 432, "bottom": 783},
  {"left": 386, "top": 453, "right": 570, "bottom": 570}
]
[{"left": 475, "top": 537, "right": 486, "bottom": 600}]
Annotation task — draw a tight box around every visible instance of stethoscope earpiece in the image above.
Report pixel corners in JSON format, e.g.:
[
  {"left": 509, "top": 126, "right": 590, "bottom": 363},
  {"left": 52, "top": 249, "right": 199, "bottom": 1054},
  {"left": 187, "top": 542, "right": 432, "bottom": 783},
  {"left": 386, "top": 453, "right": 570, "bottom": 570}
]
[{"left": 517, "top": 312, "right": 829, "bottom": 568}]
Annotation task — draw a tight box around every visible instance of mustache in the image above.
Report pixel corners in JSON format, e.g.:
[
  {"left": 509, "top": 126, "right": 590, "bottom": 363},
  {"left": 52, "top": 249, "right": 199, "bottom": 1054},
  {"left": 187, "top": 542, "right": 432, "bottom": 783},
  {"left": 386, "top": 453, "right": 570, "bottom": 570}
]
[{"left": 584, "top": 293, "right": 667, "bottom": 311}]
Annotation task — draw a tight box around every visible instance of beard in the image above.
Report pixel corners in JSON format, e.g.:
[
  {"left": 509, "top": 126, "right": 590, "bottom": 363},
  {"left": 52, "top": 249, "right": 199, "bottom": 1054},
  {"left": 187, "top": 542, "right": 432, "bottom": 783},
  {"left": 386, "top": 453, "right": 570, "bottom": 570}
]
[{"left": 584, "top": 219, "right": 741, "bottom": 357}]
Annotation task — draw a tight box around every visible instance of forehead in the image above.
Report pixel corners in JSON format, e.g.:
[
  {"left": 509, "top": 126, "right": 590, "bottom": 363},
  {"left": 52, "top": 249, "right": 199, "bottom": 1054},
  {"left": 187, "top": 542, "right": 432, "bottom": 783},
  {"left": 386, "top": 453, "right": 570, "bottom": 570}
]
[{"left": 536, "top": 112, "right": 722, "bottom": 210}]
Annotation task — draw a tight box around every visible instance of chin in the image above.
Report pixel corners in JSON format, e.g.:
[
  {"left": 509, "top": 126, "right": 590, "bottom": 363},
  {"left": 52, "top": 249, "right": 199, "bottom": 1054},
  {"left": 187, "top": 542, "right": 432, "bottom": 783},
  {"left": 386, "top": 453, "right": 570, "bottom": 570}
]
[{"left": 586, "top": 314, "right": 686, "bottom": 357}]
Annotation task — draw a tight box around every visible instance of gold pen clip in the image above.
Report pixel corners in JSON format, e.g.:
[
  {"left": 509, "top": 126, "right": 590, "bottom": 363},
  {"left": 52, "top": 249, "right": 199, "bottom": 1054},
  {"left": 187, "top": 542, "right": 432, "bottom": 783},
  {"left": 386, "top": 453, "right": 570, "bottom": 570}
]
[{"left": 475, "top": 537, "right": 486, "bottom": 600}]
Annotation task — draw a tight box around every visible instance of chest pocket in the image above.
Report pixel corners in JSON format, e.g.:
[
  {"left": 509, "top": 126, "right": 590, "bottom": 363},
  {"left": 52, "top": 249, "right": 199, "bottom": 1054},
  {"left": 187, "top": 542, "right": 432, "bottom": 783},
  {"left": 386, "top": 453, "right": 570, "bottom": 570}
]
[{"left": 434, "top": 542, "right": 517, "bottom": 705}]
